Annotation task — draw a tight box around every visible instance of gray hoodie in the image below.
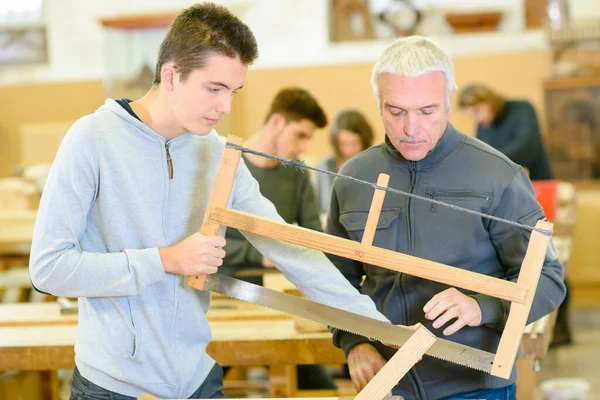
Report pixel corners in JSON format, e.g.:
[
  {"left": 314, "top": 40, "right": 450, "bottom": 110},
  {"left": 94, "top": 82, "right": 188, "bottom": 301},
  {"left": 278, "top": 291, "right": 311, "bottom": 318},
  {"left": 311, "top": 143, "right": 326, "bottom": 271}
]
[{"left": 29, "top": 99, "right": 389, "bottom": 399}]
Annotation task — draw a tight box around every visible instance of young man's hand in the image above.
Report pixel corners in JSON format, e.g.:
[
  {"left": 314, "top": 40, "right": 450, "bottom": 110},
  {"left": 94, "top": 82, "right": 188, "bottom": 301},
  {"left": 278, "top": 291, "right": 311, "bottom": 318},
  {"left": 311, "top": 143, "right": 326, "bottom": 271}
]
[
  {"left": 347, "top": 343, "right": 387, "bottom": 393},
  {"left": 262, "top": 256, "right": 275, "bottom": 268},
  {"left": 423, "top": 287, "right": 482, "bottom": 336},
  {"left": 159, "top": 233, "right": 226, "bottom": 275}
]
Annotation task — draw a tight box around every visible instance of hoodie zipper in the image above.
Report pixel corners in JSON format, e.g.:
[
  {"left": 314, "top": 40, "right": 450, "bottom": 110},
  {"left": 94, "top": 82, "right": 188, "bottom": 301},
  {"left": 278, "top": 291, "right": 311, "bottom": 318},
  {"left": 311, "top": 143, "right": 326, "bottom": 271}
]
[{"left": 166, "top": 144, "right": 173, "bottom": 179}]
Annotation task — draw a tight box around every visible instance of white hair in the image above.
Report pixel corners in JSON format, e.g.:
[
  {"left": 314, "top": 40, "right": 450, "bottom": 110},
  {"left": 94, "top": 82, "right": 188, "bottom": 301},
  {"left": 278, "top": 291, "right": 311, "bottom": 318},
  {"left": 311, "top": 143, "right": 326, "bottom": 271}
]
[{"left": 371, "top": 36, "right": 458, "bottom": 110}]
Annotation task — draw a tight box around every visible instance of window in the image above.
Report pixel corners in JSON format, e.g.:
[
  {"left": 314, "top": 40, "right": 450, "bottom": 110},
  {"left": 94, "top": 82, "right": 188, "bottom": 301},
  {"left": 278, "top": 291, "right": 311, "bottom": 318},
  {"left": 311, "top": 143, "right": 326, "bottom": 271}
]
[{"left": 0, "top": 0, "right": 44, "bottom": 24}]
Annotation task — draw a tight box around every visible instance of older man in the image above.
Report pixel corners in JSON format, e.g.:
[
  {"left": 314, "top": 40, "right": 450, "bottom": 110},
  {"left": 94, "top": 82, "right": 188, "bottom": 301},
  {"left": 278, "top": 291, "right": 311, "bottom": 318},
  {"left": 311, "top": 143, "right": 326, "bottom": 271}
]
[{"left": 326, "top": 36, "right": 565, "bottom": 400}]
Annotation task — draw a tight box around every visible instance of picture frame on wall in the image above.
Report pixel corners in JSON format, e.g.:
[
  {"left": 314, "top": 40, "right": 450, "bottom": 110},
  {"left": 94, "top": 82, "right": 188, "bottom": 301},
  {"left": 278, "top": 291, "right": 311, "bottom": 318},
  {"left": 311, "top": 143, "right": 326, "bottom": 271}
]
[
  {"left": 0, "top": 26, "right": 47, "bottom": 65},
  {"left": 544, "top": 76, "right": 600, "bottom": 181}
]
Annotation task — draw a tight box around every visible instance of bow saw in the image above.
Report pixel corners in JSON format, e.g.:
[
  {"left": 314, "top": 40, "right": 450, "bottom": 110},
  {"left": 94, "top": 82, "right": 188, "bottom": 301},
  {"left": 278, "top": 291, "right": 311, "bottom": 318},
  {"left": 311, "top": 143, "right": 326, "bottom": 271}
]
[{"left": 186, "top": 135, "right": 553, "bottom": 400}]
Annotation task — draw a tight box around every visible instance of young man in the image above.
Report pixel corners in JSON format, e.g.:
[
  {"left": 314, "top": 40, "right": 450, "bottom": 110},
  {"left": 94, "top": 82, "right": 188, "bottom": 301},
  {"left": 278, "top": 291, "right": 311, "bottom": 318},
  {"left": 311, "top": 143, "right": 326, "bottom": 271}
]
[
  {"left": 29, "top": 4, "right": 390, "bottom": 399},
  {"left": 326, "top": 36, "right": 566, "bottom": 400},
  {"left": 220, "top": 87, "right": 336, "bottom": 390},
  {"left": 221, "top": 87, "right": 326, "bottom": 286}
]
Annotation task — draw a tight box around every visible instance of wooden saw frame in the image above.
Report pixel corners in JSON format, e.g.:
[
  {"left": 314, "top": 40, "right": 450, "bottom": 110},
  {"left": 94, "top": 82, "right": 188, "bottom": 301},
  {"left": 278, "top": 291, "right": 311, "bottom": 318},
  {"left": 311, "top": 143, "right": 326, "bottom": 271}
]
[{"left": 186, "top": 135, "right": 553, "bottom": 398}]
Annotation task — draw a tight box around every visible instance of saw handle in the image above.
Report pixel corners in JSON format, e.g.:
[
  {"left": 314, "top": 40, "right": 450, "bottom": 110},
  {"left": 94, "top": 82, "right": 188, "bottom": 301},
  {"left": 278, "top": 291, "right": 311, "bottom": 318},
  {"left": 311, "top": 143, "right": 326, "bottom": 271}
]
[{"left": 187, "top": 135, "right": 243, "bottom": 290}]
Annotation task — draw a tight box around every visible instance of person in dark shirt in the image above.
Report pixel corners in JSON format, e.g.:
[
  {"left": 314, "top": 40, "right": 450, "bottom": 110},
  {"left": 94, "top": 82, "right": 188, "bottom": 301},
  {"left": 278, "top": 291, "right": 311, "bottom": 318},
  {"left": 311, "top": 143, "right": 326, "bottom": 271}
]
[
  {"left": 458, "top": 83, "right": 553, "bottom": 181},
  {"left": 220, "top": 87, "right": 325, "bottom": 285},
  {"left": 459, "top": 83, "right": 571, "bottom": 346},
  {"left": 220, "top": 87, "right": 337, "bottom": 390}
]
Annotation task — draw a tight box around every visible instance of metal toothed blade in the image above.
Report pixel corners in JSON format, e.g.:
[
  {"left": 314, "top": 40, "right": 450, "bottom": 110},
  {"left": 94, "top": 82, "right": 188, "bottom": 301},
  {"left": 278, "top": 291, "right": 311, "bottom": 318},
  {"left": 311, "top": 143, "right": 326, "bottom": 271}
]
[{"left": 204, "top": 274, "right": 494, "bottom": 373}]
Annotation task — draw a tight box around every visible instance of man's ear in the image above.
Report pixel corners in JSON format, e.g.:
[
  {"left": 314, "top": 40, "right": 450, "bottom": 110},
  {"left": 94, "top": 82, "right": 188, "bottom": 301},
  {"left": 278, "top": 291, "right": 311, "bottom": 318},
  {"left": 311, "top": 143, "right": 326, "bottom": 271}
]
[
  {"left": 447, "top": 93, "right": 454, "bottom": 115},
  {"left": 267, "top": 113, "right": 287, "bottom": 131},
  {"left": 161, "top": 62, "right": 177, "bottom": 91}
]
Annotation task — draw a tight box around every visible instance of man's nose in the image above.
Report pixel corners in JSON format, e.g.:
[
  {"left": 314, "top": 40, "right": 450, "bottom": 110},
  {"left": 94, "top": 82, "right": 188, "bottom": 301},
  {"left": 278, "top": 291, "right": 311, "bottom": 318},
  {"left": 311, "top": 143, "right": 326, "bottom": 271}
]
[
  {"left": 216, "top": 94, "right": 232, "bottom": 115},
  {"left": 404, "top": 113, "right": 419, "bottom": 136}
]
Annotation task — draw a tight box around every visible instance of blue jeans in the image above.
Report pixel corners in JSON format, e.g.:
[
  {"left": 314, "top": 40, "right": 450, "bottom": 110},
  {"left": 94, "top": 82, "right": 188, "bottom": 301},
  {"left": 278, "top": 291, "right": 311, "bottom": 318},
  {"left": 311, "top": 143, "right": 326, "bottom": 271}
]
[
  {"left": 70, "top": 364, "right": 225, "bottom": 399},
  {"left": 442, "top": 384, "right": 516, "bottom": 400}
]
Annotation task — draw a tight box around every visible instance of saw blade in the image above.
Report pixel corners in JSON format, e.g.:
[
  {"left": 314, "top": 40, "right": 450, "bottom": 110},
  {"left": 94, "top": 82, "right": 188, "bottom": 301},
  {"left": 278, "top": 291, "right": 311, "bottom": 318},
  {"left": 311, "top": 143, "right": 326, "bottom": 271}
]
[{"left": 204, "top": 273, "right": 494, "bottom": 373}]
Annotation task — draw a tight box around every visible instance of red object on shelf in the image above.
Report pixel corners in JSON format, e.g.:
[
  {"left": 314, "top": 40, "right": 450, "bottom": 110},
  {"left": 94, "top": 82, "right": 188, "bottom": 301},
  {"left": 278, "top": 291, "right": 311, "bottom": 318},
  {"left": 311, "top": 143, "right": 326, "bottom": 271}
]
[{"left": 531, "top": 180, "right": 560, "bottom": 223}]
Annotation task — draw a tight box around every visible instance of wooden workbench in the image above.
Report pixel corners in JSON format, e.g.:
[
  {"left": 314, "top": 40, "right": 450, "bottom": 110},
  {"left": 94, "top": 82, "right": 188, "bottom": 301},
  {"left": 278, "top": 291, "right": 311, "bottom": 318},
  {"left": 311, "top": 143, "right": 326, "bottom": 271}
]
[
  {"left": 0, "top": 319, "right": 346, "bottom": 371},
  {"left": 0, "top": 300, "right": 346, "bottom": 399},
  {"left": 0, "top": 299, "right": 557, "bottom": 399}
]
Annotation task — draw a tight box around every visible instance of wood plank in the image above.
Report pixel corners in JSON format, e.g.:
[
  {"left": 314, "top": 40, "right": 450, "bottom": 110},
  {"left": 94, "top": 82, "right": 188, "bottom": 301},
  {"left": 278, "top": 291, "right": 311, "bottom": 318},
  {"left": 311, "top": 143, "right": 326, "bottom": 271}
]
[
  {"left": 361, "top": 173, "right": 389, "bottom": 247},
  {"left": 207, "top": 299, "right": 292, "bottom": 322},
  {"left": 0, "top": 320, "right": 346, "bottom": 371},
  {"left": 0, "top": 210, "right": 36, "bottom": 245},
  {"left": 210, "top": 207, "right": 528, "bottom": 303},
  {"left": 0, "top": 299, "right": 290, "bottom": 327},
  {"left": 491, "top": 220, "right": 553, "bottom": 379},
  {"left": 187, "top": 135, "right": 243, "bottom": 290},
  {"left": 0, "top": 303, "right": 77, "bottom": 327},
  {"left": 355, "top": 325, "right": 435, "bottom": 400}
]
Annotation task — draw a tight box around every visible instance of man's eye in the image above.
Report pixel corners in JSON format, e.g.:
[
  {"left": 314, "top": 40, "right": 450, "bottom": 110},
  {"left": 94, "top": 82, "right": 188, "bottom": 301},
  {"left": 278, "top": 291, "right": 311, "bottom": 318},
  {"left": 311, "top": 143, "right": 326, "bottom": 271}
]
[{"left": 209, "top": 88, "right": 221, "bottom": 93}]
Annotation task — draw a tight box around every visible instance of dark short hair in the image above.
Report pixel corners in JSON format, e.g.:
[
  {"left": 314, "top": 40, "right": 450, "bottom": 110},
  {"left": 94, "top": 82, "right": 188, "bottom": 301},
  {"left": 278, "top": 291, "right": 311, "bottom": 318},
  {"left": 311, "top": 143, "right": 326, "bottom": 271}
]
[
  {"left": 264, "top": 87, "right": 328, "bottom": 128},
  {"left": 457, "top": 83, "right": 506, "bottom": 117},
  {"left": 330, "top": 109, "right": 374, "bottom": 157},
  {"left": 154, "top": 2, "right": 258, "bottom": 84}
]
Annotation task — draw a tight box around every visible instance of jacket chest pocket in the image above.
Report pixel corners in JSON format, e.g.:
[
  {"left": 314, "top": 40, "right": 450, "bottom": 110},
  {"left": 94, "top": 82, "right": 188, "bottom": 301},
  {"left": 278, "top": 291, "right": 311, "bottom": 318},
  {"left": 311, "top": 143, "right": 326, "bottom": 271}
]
[
  {"left": 339, "top": 207, "right": 403, "bottom": 275},
  {"left": 424, "top": 189, "right": 492, "bottom": 213}
]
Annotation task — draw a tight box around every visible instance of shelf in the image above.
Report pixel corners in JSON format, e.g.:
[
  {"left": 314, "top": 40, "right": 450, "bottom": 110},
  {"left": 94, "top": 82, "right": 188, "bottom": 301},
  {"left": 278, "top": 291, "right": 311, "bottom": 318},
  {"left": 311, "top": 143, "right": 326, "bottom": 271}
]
[
  {"left": 544, "top": 75, "right": 600, "bottom": 90},
  {"left": 99, "top": 12, "right": 179, "bottom": 30}
]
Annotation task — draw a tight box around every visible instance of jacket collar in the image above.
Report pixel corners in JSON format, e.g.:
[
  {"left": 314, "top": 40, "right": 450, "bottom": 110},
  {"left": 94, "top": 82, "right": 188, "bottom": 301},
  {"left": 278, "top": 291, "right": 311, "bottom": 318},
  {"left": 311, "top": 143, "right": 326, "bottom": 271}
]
[{"left": 384, "top": 122, "right": 463, "bottom": 170}]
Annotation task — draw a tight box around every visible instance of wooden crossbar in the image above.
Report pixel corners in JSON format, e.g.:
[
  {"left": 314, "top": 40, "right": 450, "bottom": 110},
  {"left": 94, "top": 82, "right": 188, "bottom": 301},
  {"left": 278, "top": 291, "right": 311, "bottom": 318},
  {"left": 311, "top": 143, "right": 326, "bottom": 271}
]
[
  {"left": 491, "top": 219, "right": 553, "bottom": 378},
  {"left": 209, "top": 207, "right": 527, "bottom": 304},
  {"left": 187, "top": 135, "right": 554, "bottom": 386},
  {"left": 361, "top": 173, "right": 390, "bottom": 247},
  {"left": 355, "top": 325, "right": 435, "bottom": 400}
]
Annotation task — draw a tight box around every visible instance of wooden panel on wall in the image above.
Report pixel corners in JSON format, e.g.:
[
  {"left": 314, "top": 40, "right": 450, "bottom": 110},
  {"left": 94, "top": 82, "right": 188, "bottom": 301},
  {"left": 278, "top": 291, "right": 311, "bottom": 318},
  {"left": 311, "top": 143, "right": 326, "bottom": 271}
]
[
  {"left": 233, "top": 63, "right": 380, "bottom": 167},
  {"left": 20, "top": 122, "right": 74, "bottom": 166},
  {"left": 0, "top": 81, "right": 105, "bottom": 177},
  {"left": 568, "top": 183, "right": 600, "bottom": 309}
]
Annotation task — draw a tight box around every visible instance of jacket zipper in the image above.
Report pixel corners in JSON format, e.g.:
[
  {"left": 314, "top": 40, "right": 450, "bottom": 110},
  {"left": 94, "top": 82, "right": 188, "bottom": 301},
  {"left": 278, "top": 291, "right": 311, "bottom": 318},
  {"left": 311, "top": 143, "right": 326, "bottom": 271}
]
[
  {"left": 406, "top": 162, "right": 417, "bottom": 255},
  {"left": 166, "top": 144, "right": 173, "bottom": 179},
  {"left": 403, "top": 161, "right": 425, "bottom": 399}
]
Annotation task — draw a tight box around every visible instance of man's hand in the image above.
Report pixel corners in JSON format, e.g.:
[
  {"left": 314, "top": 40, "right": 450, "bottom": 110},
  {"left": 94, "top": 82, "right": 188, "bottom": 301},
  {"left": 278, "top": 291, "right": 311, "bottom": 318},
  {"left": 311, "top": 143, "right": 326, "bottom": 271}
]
[
  {"left": 262, "top": 255, "right": 275, "bottom": 268},
  {"left": 347, "top": 343, "right": 387, "bottom": 393},
  {"left": 159, "top": 233, "right": 226, "bottom": 275},
  {"left": 423, "top": 288, "right": 482, "bottom": 336}
]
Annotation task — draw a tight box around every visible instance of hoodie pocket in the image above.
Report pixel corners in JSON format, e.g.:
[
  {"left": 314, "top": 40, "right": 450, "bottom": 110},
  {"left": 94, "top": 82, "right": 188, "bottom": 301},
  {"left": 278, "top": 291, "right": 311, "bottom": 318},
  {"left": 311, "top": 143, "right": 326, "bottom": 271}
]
[{"left": 125, "top": 296, "right": 139, "bottom": 359}]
